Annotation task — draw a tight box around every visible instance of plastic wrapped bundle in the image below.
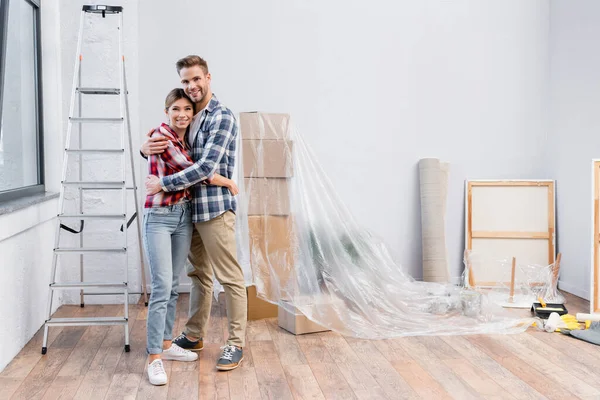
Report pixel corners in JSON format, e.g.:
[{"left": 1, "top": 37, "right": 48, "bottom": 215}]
[
  {"left": 463, "top": 250, "right": 565, "bottom": 308},
  {"left": 235, "top": 112, "right": 536, "bottom": 339}
]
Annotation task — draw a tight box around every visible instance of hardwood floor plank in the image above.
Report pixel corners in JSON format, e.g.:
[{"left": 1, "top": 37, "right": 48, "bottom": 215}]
[
  {"left": 73, "top": 371, "right": 116, "bottom": 400},
  {"left": 392, "top": 359, "right": 453, "bottom": 400},
  {"left": 114, "top": 318, "right": 148, "bottom": 375},
  {"left": 493, "top": 334, "right": 600, "bottom": 398},
  {"left": 10, "top": 348, "right": 73, "bottom": 400},
  {"left": 442, "top": 358, "right": 514, "bottom": 399},
  {"left": 246, "top": 320, "right": 272, "bottom": 342},
  {"left": 41, "top": 375, "right": 84, "bottom": 400},
  {"left": 468, "top": 336, "right": 575, "bottom": 400},
  {"left": 515, "top": 331, "right": 600, "bottom": 387},
  {"left": 345, "top": 338, "right": 419, "bottom": 400},
  {"left": 415, "top": 336, "right": 464, "bottom": 360},
  {"left": 309, "top": 362, "right": 356, "bottom": 400},
  {"left": 296, "top": 335, "right": 334, "bottom": 364},
  {"left": 104, "top": 372, "right": 142, "bottom": 399},
  {"left": 319, "top": 332, "right": 360, "bottom": 364},
  {"left": 264, "top": 319, "right": 307, "bottom": 367},
  {"left": 441, "top": 335, "right": 545, "bottom": 400},
  {"left": 281, "top": 364, "right": 325, "bottom": 400},
  {"left": 227, "top": 366, "right": 261, "bottom": 400},
  {"left": 0, "top": 377, "right": 23, "bottom": 399},
  {"left": 250, "top": 341, "right": 293, "bottom": 400},
  {"left": 167, "top": 370, "right": 199, "bottom": 400},
  {"left": 0, "top": 353, "right": 43, "bottom": 379},
  {"left": 200, "top": 343, "right": 231, "bottom": 400}
]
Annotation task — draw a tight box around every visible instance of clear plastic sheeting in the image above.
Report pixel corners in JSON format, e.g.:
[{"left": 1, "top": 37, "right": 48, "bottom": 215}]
[
  {"left": 235, "top": 112, "right": 536, "bottom": 339},
  {"left": 463, "top": 250, "right": 565, "bottom": 308}
]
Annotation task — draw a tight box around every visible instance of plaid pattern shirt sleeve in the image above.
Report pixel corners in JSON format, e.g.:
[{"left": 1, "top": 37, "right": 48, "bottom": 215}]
[
  {"left": 144, "top": 125, "right": 194, "bottom": 208},
  {"left": 157, "top": 126, "right": 194, "bottom": 172},
  {"left": 160, "top": 109, "right": 235, "bottom": 192}
]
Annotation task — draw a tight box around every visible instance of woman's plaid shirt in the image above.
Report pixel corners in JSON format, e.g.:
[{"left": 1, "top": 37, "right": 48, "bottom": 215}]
[{"left": 144, "top": 123, "right": 194, "bottom": 208}]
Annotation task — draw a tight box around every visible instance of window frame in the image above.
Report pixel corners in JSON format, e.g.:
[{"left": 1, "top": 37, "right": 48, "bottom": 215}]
[{"left": 0, "top": 0, "right": 45, "bottom": 203}]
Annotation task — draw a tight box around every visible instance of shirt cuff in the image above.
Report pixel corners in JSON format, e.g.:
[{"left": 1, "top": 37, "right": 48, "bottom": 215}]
[{"left": 159, "top": 177, "right": 169, "bottom": 193}]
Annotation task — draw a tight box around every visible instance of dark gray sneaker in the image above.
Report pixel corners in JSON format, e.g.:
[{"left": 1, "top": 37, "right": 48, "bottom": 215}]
[
  {"left": 216, "top": 345, "right": 243, "bottom": 371},
  {"left": 172, "top": 333, "right": 204, "bottom": 352}
]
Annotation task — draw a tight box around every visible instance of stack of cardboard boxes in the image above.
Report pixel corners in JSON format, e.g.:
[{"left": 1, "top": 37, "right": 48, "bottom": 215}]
[
  {"left": 240, "top": 112, "right": 328, "bottom": 334},
  {"left": 240, "top": 112, "right": 294, "bottom": 320}
]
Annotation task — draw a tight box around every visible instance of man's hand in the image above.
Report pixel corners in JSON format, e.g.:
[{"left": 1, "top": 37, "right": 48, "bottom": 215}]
[
  {"left": 145, "top": 175, "right": 162, "bottom": 195},
  {"left": 140, "top": 128, "right": 169, "bottom": 156},
  {"left": 228, "top": 181, "right": 239, "bottom": 196}
]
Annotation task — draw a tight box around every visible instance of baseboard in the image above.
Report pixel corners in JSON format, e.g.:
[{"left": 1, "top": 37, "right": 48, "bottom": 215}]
[
  {"left": 177, "top": 283, "right": 191, "bottom": 293},
  {"left": 558, "top": 280, "right": 589, "bottom": 300}
]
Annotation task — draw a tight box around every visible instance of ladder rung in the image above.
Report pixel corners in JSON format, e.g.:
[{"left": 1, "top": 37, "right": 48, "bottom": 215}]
[
  {"left": 66, "top": 149, "right": 125, "bottom": 154},
  {"left": 59, "top": 214, "right": 126, "bottom": 219},
  {"left": 80, "top": 186, "right": 136, "bottom": 191},
  {"left": 77, "top": 87, "right": 120, "bottom": 95},
  {"left": 82, "top": 292, "right": 137, "bottom": 296},
  {"left": 54, "top": 248, "right": 127, "bottom": 254},
  {"left": 70, "top": 117, "right": 123, "bottom": 123},
  {"left": 62, "top": 181, "right": 125, "bottom": 189},
  {"left": 50, "top": 282, "right": 127, "bottom": 289},
  {"left": 45, "top": 317, "right": 127, "bottom": 327}
]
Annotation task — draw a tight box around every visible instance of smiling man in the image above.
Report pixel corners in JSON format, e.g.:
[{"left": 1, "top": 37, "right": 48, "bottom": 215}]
[{"left": 141, "top": 55, "right": 247, "bottom": 371}]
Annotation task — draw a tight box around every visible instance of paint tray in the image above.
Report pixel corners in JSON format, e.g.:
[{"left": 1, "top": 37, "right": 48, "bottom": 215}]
[{"left": 530, "top": 302, "right": 568, "bottom": 319}]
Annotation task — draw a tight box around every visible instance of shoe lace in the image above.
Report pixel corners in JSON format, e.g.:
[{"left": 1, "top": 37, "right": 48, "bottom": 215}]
[
  {"left": 151, "top": 360, "right": 165, "bottom": 375},
  {"left": 170, "top": 344, "right": 189, "bottom": 354},
  {"left": 220, "top": 345, "right": 236, "bottom": 361},
  {"left": 174, "top": 333, "right": 186, "bottom": 342}
]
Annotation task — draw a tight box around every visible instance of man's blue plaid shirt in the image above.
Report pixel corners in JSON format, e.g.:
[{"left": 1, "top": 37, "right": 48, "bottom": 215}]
[{"left": 160, "top": 95, "right": 237, "bottom": 223}]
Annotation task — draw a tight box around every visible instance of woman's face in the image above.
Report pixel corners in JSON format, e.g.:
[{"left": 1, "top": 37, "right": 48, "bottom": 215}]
[{"left": 165, "top": 98, "right": 194, "bottom": 130}]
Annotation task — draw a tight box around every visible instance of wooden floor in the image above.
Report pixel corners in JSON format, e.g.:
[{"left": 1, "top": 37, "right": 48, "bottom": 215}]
[{"left": 1, "top": 292, "right": 600, "bottom": 400}]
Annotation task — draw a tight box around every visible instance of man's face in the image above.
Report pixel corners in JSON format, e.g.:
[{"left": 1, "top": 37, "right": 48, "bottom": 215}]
[{"left": 180, "top": 65, "right": 211, "bottom": 104}]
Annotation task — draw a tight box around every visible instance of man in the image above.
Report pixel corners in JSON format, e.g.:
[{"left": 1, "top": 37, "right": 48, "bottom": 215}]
[{"left": 142, "top": 55, "right": 246, "bottom": 371}]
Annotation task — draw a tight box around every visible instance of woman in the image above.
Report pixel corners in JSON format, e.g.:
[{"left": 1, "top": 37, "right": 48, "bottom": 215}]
[{"left": 143, "top": 88, "right": 237, "bottom": 386}]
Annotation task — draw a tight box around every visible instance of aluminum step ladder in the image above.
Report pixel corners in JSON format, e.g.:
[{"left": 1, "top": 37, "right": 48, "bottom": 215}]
[{"left": 42, "top": 4, "right": 148, "bottom": 354}]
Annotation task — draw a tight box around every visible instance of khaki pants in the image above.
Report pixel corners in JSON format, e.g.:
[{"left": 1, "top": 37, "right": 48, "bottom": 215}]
[{"left": 184, "top": 210, "right": 247, "bottom": 347}]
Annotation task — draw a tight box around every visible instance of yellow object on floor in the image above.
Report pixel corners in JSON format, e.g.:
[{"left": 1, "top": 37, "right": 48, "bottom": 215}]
[
  {"left": 538, "top": 297, "right": 547, "bottom": 308},
  {"left": 555, "top": 314, "right": 583, "bottom": 332}
]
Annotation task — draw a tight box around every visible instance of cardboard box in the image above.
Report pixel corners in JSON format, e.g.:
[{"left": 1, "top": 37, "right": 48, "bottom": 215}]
[
  {"left": 247, "top": 215, "right": 297, "bottom": 300},
  {"left": 244, "top": 178, "right": 290, "bottom": 216},
  {"left": 240, "top": 112, "right": 290, "bottom": 140},
  {"left": 242, "top": 140, "right": 294, "bottom": 178},
  {"left": 278, "top": 301, "right": 329, "bottom": 335},
  {"left": 246, "top": 285, "right": 278, "bottom": 320}
]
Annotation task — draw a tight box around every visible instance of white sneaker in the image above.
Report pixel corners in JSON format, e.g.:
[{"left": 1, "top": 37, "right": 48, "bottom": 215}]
[
  {"left": 147, "top": 359, "right": 167, "bottom": 386},
  {"left": 162, "top": 343, "right": 199, "bottom": 362}
]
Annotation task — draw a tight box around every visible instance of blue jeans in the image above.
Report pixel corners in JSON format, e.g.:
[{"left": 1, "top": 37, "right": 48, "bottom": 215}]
[{"left": 142, "top": 201, "right": 192, "bottom": 354}]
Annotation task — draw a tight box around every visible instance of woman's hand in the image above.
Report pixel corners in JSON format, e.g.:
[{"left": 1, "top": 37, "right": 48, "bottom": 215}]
[{"left": 145, "top": 175, "right": 162, "bottom": 195}]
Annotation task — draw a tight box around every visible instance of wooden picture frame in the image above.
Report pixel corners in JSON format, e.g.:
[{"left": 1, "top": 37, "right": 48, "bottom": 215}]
[{"left": 465, "top": 180, "right": 556, "bottom": 287}]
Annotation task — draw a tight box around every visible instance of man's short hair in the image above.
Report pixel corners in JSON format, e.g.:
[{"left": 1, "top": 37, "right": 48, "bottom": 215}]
[{"left": 176, "top": 55, "right": 209, "bottom": 75}]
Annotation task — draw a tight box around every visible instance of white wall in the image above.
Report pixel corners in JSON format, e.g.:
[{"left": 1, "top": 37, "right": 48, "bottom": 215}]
[
  {"left": 138, "top": 0, "right": 550, "bottom": 280},
  {"left": 548, "top": 0, "right": 600, "bottom": 299},
  {"left": 0, "top": 0, "right": 64, "bottom": 372}
]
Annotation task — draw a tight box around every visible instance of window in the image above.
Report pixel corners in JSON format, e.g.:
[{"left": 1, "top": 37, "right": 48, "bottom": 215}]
[{"left": 0, "top": 0, "right": 44, "bottom": 203}]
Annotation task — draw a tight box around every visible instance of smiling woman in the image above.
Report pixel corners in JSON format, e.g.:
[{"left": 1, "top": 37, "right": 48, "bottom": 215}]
[{"left": 0, "top": 0, "right": 44, "bottom": 203}]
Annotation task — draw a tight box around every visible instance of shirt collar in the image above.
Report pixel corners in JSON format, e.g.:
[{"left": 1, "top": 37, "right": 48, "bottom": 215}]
[{"left": 205, "top": 94, "right": 219, "bottom": 113}]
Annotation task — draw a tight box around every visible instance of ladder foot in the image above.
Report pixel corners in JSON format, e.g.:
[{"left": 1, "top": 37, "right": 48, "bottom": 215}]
[
  {"left": 41, "top": 347, "right": 47, "bottom": 355},
  {"left": 144, "top": 302, "right": 148, "bottom": 307},
  {"left": 124, "top": 344, "right": 130, "bottom": 352},
  {"left": 80, "top": 303, "right": 85, "bottom": 308}
]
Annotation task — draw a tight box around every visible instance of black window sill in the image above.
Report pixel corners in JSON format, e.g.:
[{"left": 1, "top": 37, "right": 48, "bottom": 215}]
[{"left": 0, "top": 191, "right": 59, "bottom": 216}]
